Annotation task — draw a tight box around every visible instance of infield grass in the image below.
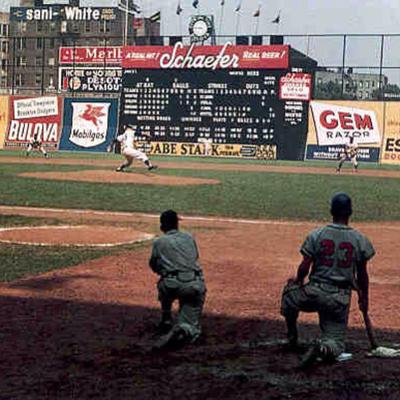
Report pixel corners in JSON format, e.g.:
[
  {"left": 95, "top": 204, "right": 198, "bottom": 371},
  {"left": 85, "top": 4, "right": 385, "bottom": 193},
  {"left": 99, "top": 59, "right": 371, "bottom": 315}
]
[
  {"left": 0, "top": 160, "right": 399, "bottom": 222},
  {"left": 0, "top": 214, "right": 152, "bottom": 282}
]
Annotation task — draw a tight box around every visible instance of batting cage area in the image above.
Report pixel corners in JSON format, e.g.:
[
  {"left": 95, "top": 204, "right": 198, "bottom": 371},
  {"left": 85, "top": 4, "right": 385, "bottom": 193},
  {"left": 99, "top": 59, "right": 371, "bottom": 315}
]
[{"left": 0, "top": 153, "right": 399, "bottom": 399}]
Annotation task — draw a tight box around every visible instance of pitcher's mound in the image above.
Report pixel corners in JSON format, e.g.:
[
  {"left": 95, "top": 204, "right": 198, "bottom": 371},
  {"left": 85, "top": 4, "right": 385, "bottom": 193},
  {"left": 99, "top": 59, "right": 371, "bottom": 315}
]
[
  {"left": 19, "top": 170, "right": 220, "bottom": 186},
  {"left": 0, "top": 225, "right": 154, "bottom": 247}
]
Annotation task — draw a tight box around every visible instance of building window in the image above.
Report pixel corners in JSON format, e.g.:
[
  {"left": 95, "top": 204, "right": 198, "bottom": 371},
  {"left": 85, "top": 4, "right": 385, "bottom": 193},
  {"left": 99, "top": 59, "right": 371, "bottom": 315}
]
[
  {"left": 73, "top": 22, "right": 80, "bottom": 33},
  {"left": 17, "top": 22, "right": 27, "bottom": 32},
  {"left": 49, "top": 38, "right": 55, "bottom": 49},
  {"left": 365, "top": 81, "right": 370, "bottom": 88},
  {"left": 61, "top": 21, "right": 67, "bottom": 33},
  {"left": 37, "top": 38, "right": 43, "bottom": 49},
  {"left": 17, "top": 37, "right": 26, "bottom": 50},
  {"left": 35, "top": 73, "right": 42, "bottom": 86},
  {"left": 50, "top": 22, "right": 56, "bottom": 32},
  {"left": 48, "top": 75, "right": 54, "bottom": 89},
  {"left": 16, "top": 73, "right": 24, "bottom": 86},
  {"left": 37, "top": 21, "right": 43, "bottom": 32},
  {"left": 48, "top": 57, "right": 55, "bottom": 66},
  {"left": 1, "top": 40, "right": 8, "bottom": 53},
  {"left": 16, "top": 56, "right": 27, "bottom": 67},
  {"left": 85, "top": 21, "right": 91, "bottom": 32},
  {"left": 359, "top": 81, "right": 363, "bottom": 88},
  {"left": 372, "top": 81, "right": 376, "bottom": 88},
  {"left": 36, "top": 56, "right": 42, "bottom": 66}
]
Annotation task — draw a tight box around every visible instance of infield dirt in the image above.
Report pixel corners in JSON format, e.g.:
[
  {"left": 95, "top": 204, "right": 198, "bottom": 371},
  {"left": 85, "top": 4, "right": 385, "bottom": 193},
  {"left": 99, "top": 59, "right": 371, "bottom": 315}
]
[{"left": 0, "top": 205, "right": 399, "bottom": 399}]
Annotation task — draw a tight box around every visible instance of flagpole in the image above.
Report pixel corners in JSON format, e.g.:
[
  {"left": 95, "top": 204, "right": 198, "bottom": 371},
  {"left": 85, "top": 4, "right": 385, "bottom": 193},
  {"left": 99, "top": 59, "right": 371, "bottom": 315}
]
[
  {"left": 218, "top": 3, "right": 225, "bottom": 39},
  {"left": 235, "top": 11, "right": 241, "bottom": 36}
]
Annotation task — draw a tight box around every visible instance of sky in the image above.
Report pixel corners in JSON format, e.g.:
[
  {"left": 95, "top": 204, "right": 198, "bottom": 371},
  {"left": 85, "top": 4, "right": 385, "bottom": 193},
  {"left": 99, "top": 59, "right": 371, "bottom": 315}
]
[{"left": 2, "top": 0, "right": 400, "bottom": 82}]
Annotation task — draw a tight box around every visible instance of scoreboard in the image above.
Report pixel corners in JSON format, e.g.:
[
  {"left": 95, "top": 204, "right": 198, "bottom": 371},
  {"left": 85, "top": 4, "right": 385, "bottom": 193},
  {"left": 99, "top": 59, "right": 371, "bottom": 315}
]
[{"left": 121, "top": 43, "right": 311, "bottom": 159}]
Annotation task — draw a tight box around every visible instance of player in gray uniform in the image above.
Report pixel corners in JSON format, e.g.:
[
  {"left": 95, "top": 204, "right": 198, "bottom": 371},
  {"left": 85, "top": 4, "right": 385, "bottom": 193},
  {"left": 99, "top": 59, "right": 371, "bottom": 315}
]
[
  {"left": 149, "top": 210, "right": 206, "bottom": 350},
  {"left": 281, "top": 192, "right": 375, "bottom": 368},
  {"left": 336, "top": 136, "right": 359, "bottom": 173}
]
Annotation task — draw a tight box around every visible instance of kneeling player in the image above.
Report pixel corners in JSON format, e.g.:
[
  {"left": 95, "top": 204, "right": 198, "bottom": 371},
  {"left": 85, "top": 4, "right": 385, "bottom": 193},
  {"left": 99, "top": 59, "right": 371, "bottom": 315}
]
[{"left": 281, "top": 193, "right": 375, "bottom": 368}]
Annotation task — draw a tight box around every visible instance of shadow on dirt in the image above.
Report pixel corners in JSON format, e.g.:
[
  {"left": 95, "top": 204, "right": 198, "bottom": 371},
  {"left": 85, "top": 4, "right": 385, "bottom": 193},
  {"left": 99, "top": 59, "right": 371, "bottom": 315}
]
[{"left": 1, "top": 295, "right": 400, "bottom": 400}]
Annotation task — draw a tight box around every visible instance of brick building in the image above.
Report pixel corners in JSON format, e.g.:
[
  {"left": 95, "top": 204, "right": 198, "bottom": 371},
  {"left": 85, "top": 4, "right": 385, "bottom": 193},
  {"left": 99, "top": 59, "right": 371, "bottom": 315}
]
[
  {"left": 8, "top": 0, "right": 160, "bottom": 93},
  {"left": 0, "top": 12, "right": 9, "bottom": 91}
]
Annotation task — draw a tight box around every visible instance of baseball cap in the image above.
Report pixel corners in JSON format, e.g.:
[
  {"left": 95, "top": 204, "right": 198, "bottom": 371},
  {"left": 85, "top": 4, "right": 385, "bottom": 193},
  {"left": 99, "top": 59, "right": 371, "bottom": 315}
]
[
  {"left": 331, "top": 192, "right": 352, "bottom": 217},
  {"left": 160, "top": 210, "right": 180, "bottom": 226}
]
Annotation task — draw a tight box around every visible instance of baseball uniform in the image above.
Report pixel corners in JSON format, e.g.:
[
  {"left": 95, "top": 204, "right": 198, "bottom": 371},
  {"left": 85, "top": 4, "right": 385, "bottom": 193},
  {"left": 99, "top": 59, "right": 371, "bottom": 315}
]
[
  {"left": 150, "top": 229, "right": 206, "bottom": 343},
  {"left": 26, "top": 134, "right": 49, "bottom": 158},
  {"left": 337, "top": 142, "right": 359, "bottom": 172},
  {"left": 116, "top": 126, "right": 157, "bottom": 171},
  {"left": 281, "top": 223, "right": 375, "bottom": 357}
]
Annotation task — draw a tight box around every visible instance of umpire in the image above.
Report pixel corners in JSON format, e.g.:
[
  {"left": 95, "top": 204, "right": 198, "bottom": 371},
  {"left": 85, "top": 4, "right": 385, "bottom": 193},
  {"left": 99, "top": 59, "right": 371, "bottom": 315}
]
[{"left": 149, "top": 210, "right": 206, "bottom": 350}]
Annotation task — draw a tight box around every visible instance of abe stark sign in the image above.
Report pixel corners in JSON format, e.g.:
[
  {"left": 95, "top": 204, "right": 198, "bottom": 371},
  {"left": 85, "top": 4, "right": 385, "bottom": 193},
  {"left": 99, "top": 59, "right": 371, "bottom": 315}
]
[
  {"left": 279, "top": 72, "right": 312, "bottom": 101},
  {"left": 311, "top": 102, "right": 381, "bottom": 145}
]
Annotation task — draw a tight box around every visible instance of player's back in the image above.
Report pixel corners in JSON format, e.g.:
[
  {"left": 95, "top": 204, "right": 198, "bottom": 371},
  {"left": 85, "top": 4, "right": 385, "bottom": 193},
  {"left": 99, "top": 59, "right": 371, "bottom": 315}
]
[{"left": 302, "top": 224, "right": 374, "bottom": 288}]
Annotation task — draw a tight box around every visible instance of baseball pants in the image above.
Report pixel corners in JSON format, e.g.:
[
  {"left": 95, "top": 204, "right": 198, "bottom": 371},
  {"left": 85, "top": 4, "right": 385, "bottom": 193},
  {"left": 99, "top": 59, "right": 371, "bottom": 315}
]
[
  {"left": 122, "top": 148, "right": 149, "bottom": 164},
  {"left": 157, "top": 274, "right": 206, "bottom": 342},
  {"left": 281, "top": 281, "right": 351, "bottom": 357}
]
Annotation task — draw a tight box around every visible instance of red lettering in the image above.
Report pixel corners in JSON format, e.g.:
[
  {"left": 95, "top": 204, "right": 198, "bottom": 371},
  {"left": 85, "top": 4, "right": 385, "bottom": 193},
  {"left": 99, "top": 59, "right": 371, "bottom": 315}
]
[
  {"left": 338, "top": 112, "right": 354, "bottom": 130},
  {"left": 320, "top": 110, "right": 338, "bottom": 129},
  {"left": 354, "top": 114, "right": 373, "bottom": 130}
]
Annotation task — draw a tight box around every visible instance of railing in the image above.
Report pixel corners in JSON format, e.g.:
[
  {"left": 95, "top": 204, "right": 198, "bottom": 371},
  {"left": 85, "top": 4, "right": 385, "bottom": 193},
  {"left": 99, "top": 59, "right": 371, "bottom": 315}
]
[{"left": 0, "top": 33, "right": 399, "bottom": 100}]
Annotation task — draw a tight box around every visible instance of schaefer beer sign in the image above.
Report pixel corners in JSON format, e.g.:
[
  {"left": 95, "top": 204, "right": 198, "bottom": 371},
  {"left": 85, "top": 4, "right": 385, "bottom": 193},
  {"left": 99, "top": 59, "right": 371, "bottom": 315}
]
[
  {"left": 4, "top": 96, "right": 62, "bottom": 150},
  {"left": 122, "top": 42, "right": 289, "bottom": 69},
  {"left": 310, "top": 102, "right": 381, "bottom": 145}
]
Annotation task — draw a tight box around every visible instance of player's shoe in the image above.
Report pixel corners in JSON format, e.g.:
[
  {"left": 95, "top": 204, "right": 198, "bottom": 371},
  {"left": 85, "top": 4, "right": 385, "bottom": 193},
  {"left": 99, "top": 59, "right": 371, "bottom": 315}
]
[
  {"left": 116, "top": 166, "right": 125, "bottom": 172},
  {"left": 148, "top": 165, "right": 158, "bottom": 171},
  {"left": 152, "top": 326, "right": 189, "bottom": 351},
  {"left": 44, "top": 154, "right": 49, "bottom": 159},
  {"left": 336, "top": 168, "right": 340, "bottom": 174},
  {"left": 299, "top": 342, "right": 322, "bottom": 369}
]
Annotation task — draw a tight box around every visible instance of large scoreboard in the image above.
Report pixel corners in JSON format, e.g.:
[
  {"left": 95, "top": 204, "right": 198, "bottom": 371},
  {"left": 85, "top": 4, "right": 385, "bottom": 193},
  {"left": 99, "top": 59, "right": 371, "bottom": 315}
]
[{"left": 121, "top": 43, "right": 312, "bottom": 159}]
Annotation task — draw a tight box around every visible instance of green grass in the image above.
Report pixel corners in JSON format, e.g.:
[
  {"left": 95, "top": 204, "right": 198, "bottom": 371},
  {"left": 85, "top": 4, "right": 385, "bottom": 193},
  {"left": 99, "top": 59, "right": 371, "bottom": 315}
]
[
  {"left": 0, "top": 214, "right": 152, "bottom": 282},
  {"left": 0, "top": 161, "right": 399, "bottom": 222}
]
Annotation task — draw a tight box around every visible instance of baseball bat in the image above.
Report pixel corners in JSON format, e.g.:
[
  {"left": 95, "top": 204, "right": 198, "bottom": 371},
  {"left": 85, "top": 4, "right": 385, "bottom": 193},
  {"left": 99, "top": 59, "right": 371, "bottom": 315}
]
[{"left": 361, "top": 309, "right": 378, "bottom": 350}]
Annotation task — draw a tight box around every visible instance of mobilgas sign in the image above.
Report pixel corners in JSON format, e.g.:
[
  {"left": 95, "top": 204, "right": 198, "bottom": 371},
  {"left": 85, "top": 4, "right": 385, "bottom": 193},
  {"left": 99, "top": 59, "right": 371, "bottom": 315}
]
[
  {"left": 59, "top": 98, "right": 118, "bottom": 152},
  {"left": 10, "top": 6, "right": 117, "bottom": 21}
]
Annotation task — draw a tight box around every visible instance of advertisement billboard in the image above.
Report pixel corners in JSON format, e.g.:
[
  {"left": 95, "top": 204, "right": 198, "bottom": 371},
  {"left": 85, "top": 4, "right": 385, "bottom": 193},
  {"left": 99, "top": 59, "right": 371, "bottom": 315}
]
[
  {"left": 10, "top": 6, "right": 117, "bottom": 21},
  {"left": 305, "top": 101, "right": 383, "bottom": 162},
  {"left": 135, "top": 141, "right": 276, "bottom": 159},
  {"left": 59, "top": 67, "right": 122, "bottom": 92},
  {"left": 381, "top": 102, "right": 400, "bottom": 165},
  {"left": 122, "top": 42, "right": 290, "bottom": 70},
  {"left": 59, "top": 46, "right": 122, "bottom": 65},
  {"left": 4, "top": 96, "right": 62, "bottom": 150},
  {"left": 59, "top": 98, "right": 118, "bottom": 152},
  {"left": 279, "top": 72, "right": 312, "bottom": 101},
  {"left": 0, "top": 96, "right": 9, "bottom": 149}
]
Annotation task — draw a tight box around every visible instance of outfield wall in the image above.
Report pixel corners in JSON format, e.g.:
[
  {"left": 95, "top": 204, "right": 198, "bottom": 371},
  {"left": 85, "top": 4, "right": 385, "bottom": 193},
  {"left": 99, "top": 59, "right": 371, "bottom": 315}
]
[{"left": 0, "top": 95, "right": 400, "bottom": 163}]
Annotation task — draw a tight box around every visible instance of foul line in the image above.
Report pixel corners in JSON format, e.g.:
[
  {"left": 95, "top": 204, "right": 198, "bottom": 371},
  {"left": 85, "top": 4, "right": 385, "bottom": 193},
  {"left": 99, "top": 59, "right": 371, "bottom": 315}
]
[
  {"left": 1, "top": 205, "right": 400, "bottom": 230},
  {"left": 0, "top": 205, "right": 312, "bottom": 227}
]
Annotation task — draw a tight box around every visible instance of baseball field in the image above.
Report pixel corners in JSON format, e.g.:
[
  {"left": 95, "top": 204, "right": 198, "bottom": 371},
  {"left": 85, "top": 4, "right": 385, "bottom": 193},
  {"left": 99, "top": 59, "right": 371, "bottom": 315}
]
[{"left": 1, "top": 151, "right": 400, "bottom": 399}]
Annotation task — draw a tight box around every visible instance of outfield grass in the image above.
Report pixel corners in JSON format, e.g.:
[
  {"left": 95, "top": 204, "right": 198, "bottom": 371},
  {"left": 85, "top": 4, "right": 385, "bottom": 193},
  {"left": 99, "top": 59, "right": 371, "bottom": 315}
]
[{"left": 0, "top": 160, "right": 399, "bottom": 222}]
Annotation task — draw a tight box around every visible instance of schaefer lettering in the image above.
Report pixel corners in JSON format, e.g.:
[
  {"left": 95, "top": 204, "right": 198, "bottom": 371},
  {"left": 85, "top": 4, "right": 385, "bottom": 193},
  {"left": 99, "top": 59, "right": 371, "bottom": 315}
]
[
  {"left": 160, "top": 42, "right": 239, "bottom": 70},
  {"left": 311, "top": 102, "right": 381, "bottom": 146}
]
